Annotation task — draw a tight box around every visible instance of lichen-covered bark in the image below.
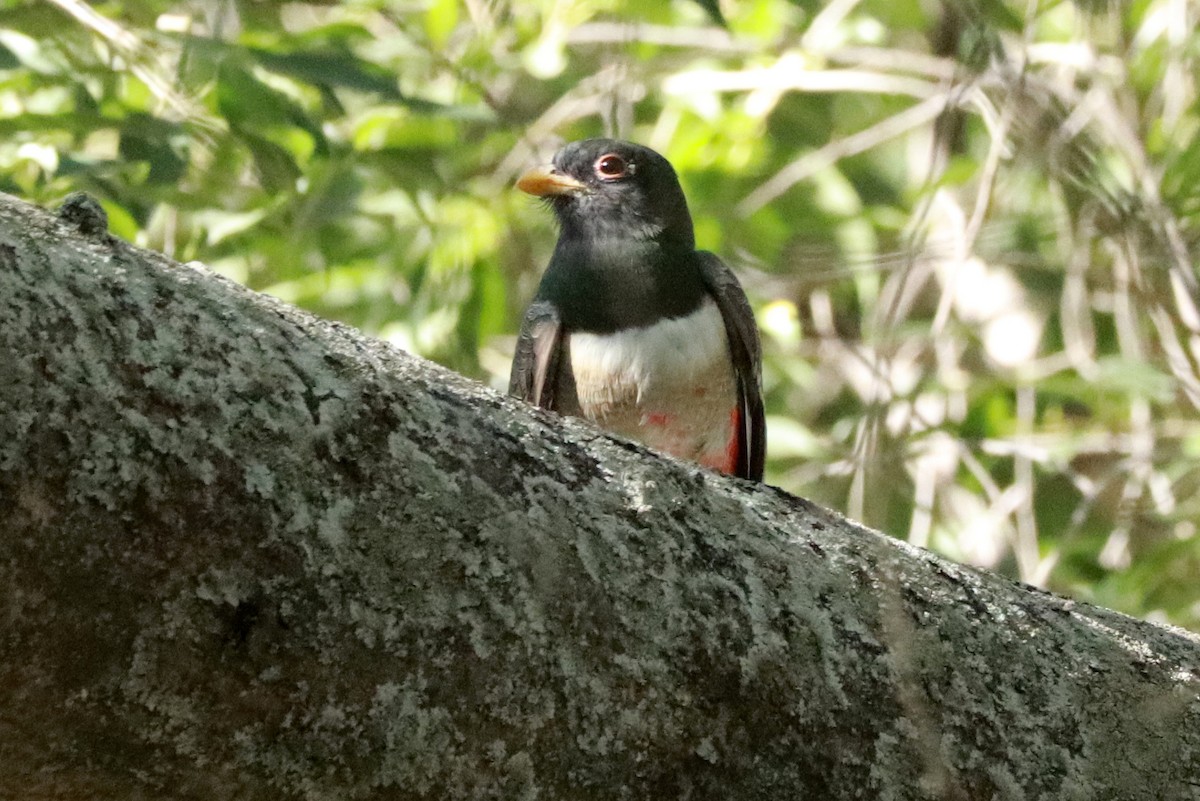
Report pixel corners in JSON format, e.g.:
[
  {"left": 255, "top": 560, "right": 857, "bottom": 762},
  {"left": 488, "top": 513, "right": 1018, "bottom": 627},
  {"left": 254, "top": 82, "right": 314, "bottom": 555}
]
[{"left": 0, "top": 190, "right": 1197, "bottom": 800}]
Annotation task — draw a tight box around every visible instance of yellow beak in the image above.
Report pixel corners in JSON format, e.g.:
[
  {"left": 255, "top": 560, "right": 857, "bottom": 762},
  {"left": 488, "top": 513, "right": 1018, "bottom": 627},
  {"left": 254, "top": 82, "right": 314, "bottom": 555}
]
[{"left": 516, "top": 166, "right": 587, "bottom": 197}]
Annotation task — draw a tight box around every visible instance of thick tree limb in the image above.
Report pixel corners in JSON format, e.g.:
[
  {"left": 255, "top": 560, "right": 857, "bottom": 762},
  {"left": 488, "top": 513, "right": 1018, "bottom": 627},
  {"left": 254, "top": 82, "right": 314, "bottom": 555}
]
[{"left": 1, "top": 191, "right": 1197, "bottom": 800}]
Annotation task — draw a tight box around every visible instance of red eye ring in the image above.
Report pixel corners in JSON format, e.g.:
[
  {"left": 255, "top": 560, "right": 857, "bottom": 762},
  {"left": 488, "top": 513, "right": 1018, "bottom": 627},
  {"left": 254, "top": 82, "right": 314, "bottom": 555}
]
[{"left": 594, "top": 153, "right": 630, "bottom": 180}]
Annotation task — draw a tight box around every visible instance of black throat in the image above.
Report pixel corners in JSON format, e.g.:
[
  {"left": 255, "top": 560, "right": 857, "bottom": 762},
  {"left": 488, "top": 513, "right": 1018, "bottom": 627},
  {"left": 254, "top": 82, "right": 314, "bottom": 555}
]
[{"left": 536, "top": 233, "right": 707, "bottom": 334}]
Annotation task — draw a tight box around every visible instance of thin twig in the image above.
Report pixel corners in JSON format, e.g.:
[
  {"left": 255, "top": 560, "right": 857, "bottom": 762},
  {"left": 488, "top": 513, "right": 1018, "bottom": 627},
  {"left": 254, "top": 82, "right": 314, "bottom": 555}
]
[
  {"left": 663, "top": 63, "right": 939, "bottom": 101},
  {"left": 45, "top": 0, "right": 211, "bottom": 130},
  {"left": 738, "top": 92, "right": 957, "bottom": 214}
]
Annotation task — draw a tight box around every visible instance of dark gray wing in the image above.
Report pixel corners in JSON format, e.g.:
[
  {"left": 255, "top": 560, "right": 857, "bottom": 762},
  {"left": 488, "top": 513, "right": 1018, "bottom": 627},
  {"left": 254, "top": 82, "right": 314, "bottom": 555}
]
[
  {"left": 696, "top": 251, "right": 766, "bottom": 481},
  {"left": 509, "top": 299, "right": 565, "bottom": 409}
]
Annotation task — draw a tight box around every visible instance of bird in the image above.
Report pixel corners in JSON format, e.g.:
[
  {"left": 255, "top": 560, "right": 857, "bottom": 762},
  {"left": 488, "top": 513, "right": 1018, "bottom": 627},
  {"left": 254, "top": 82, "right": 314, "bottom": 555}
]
[{"left": 509, "top": 138, "right": 765, "bottom": 481}]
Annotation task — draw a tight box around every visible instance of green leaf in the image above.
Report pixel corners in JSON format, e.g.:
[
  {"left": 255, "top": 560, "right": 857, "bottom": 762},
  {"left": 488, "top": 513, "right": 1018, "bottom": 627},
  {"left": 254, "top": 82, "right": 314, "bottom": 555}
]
[
  {"left": 687, "top": 0, "right": 726, "bottom": 26},
  {"left": 97, "top": 197, "right": 139, "bottom": 241},
  {"left": 216, "top": 62, "right": 327, "bottom": 156},
  {"left": 425, "top": 0, "right": 460, "bottom": 49},
  {"left": 117, "top": 114, "right": 188, "bottom": 185},
  {"left": 247, "top": 47, "right": 404, "bottom": 100},
  {"left": 1092, "top": 357, "right": 1175, "bottom": 402},
  {"left": 0, "top": 36, "right": 19, "bottom": 69},
  {"left": 1163, "top": 131, "right": 1200, "bottom": 204},
  {"left": 236, "top": 130, "right": 301, "bottom": 193}
]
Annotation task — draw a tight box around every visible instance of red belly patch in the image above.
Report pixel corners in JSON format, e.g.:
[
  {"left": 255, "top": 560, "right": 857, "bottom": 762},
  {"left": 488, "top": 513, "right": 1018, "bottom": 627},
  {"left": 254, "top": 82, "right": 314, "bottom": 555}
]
[{"left": 696, "top": 408, "right": 741, "bottom": 475}]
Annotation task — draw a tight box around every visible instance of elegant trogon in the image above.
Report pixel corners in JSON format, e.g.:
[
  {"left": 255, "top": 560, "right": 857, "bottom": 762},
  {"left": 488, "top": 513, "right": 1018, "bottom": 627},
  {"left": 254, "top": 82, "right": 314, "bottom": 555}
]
[{"left": 509, "top": 138, "right": 766, "bottom": 481}]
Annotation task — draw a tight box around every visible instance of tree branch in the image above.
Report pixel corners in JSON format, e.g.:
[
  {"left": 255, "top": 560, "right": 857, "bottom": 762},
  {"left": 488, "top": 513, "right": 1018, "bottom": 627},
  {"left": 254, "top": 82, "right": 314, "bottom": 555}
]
[{"left": 1, "top": 191, "right": 1197, "bottom": 799}]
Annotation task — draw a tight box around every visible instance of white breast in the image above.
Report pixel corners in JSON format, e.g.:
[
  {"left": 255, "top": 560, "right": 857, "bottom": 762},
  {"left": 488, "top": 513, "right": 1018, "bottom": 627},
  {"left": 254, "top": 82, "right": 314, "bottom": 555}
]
[{"left": 566, "top": 298, "right": 737, "bottom": 466}]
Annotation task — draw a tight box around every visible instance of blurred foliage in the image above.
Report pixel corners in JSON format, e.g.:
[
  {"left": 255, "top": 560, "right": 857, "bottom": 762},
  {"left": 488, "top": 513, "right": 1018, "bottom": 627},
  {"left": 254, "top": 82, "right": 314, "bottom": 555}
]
[{"left": 6, "top": 0, "right": 1200, "bottom": 629}]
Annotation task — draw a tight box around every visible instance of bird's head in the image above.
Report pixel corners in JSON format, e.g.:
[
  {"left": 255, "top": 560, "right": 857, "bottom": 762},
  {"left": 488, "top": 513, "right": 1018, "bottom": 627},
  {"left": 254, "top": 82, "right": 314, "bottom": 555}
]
[{"left": 517, "top": 139, "right": 695, "bottom": 249}]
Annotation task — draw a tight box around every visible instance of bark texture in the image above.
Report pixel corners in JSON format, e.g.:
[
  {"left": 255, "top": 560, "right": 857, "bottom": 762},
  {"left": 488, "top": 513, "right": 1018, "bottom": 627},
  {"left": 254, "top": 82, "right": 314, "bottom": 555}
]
[{"left": 1, "top": 191, "right": 1198, "bottom": 800}]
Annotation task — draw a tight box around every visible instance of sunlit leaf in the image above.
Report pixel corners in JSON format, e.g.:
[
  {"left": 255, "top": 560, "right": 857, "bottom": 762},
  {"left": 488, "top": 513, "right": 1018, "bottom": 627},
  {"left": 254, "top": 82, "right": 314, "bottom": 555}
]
[
  {"left": 425, "top": 0, "right": 460, "bottom": 49},
  {"left": 0, "top": 37, "right": 19, "bottom": 69},
  {"left": 216, "top": 62, "right": 327, "bottom": 156}
]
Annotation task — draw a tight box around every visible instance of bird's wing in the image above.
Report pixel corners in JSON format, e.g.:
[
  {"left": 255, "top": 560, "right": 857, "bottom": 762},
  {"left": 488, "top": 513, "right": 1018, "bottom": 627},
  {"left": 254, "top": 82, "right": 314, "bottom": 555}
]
[
  {"left": 509, "top": 299, "right": 565, "bottom": 409},
  {"left": 696, "top": 251, "right": 766, "bottom": 481}
]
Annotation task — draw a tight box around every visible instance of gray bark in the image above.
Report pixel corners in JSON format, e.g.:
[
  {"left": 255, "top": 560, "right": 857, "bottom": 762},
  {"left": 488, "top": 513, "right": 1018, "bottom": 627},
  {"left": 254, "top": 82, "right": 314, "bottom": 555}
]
[{"left": 1, "top": 190, "right": 1198, "bottom": 801}]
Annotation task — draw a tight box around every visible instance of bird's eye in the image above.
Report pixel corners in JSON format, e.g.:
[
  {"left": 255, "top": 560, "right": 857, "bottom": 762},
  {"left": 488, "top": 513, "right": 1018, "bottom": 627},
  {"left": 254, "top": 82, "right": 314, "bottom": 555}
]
[{"left": 594, "top": 153, "right": 630, "bottom": 180}]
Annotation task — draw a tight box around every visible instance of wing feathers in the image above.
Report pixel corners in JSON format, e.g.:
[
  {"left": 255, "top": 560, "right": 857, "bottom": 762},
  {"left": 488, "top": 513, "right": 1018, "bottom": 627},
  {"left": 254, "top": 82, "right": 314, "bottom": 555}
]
[
  {"left": 509, "top": 300, "right": 564, "bottom": 409},
  {"left": 696, "top": 251, "right": 766, "bottom": 481}
]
